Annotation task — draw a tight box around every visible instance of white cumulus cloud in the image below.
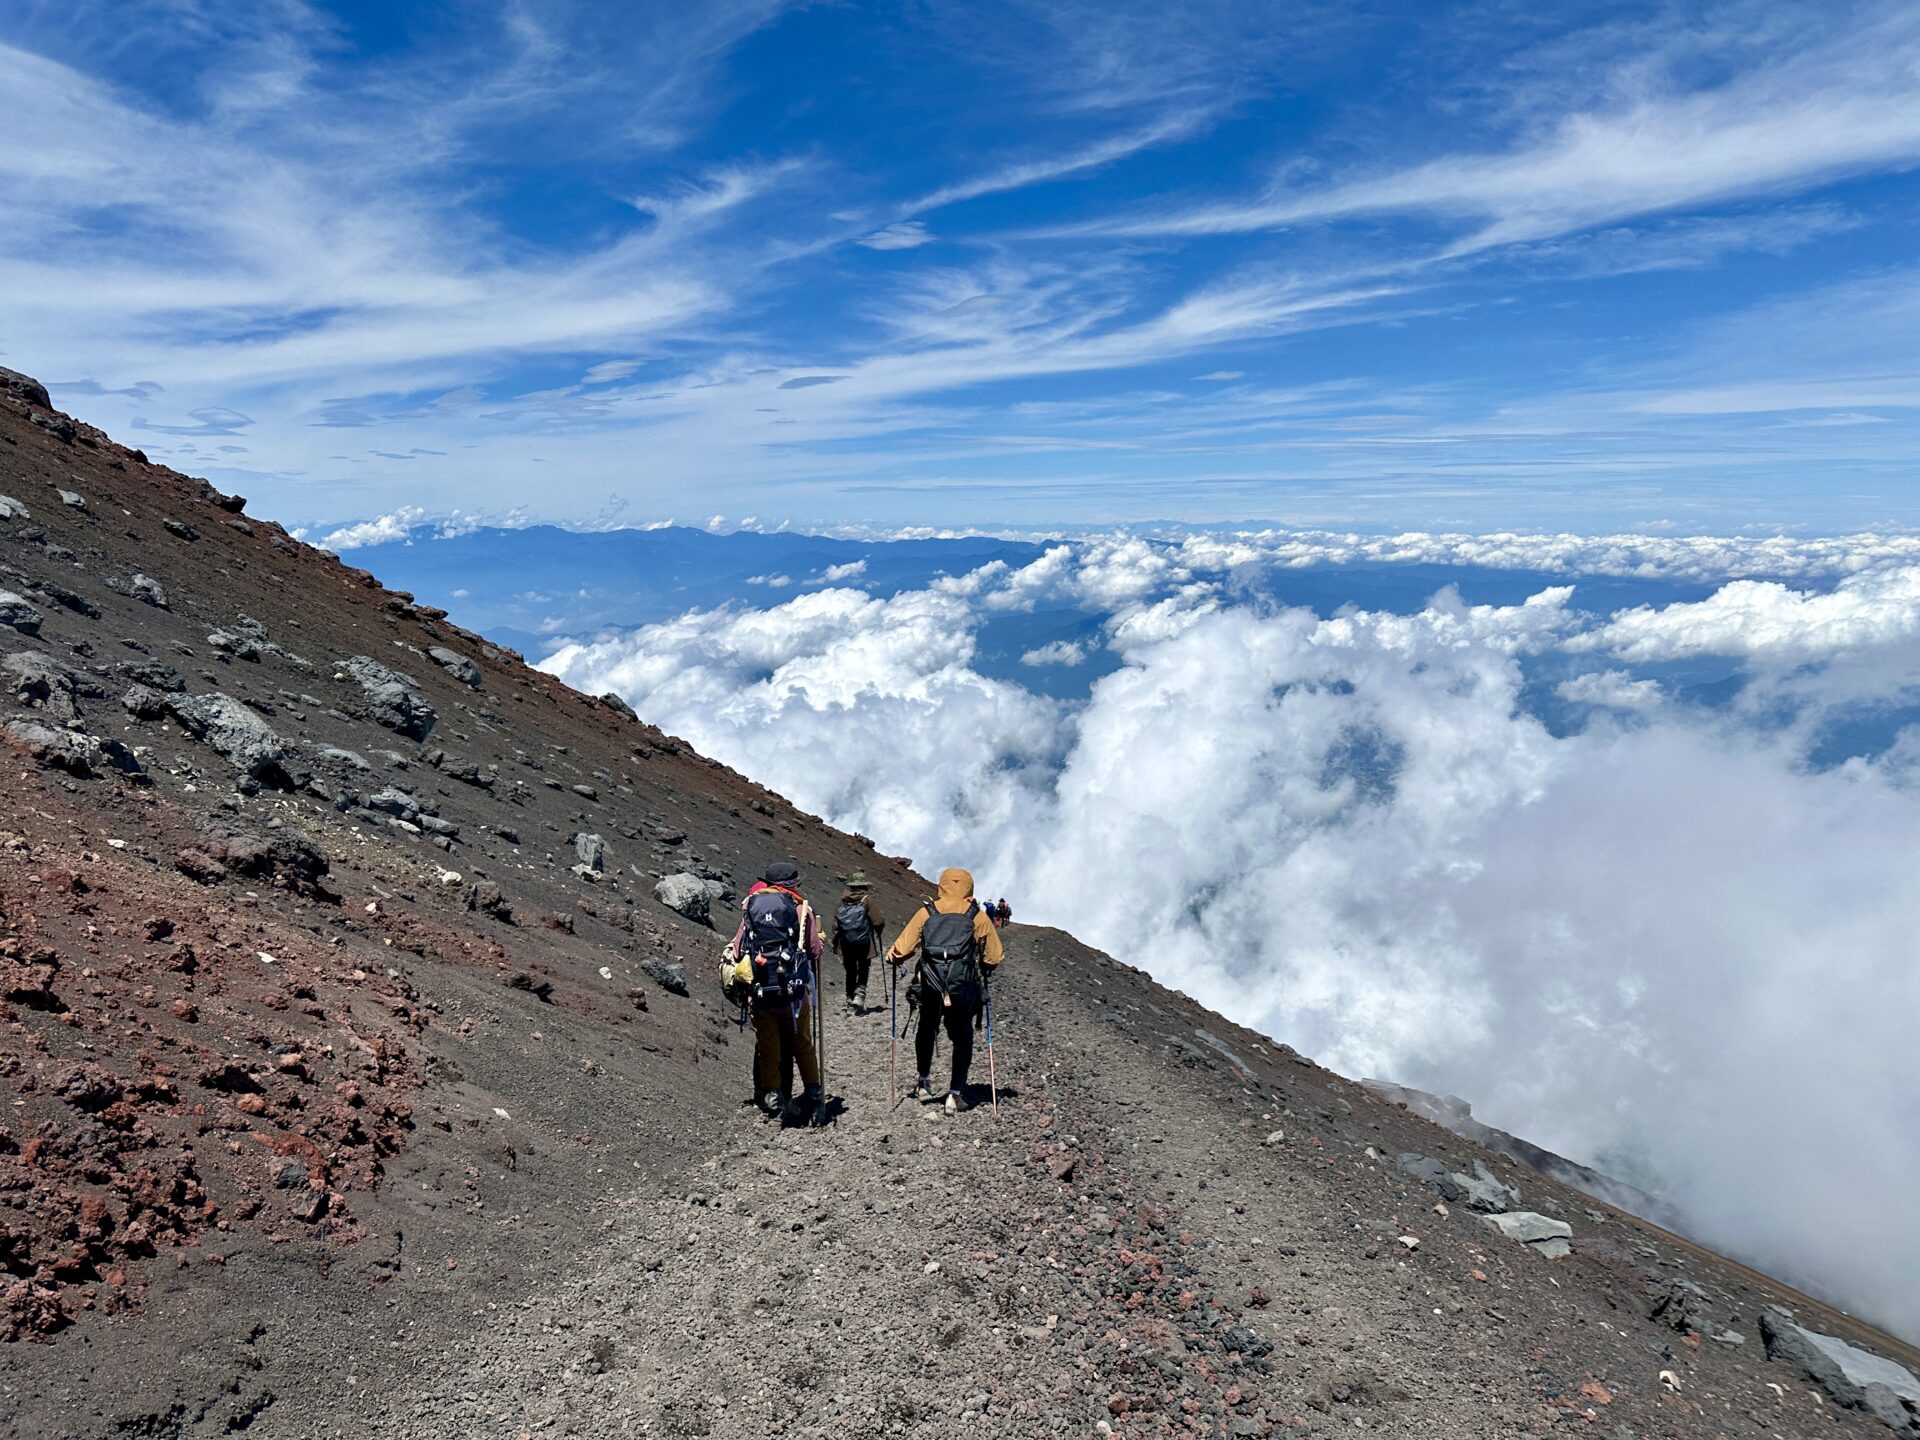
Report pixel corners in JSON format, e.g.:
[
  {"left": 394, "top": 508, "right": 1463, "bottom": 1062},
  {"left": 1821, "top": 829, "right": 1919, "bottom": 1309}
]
[
  {"left": 321, "top": 507, "right": 426, "bottom": 550},
  {"left": 539, "top": 554, "right": 1920, "bottom": 1342},
  {"left": 1020, "top": 640, "right": 1087, "bottom": 667},
  {"left": 1582, "top": 564, "right": 1920, "bottom": 662}
]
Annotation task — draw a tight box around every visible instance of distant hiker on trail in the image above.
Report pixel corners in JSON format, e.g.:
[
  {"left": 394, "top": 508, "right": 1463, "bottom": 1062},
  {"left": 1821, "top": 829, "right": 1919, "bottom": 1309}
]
[
  {"left": 831, "top": 871, "right": 886, "bottom": 1013},
  {"left": 888, "top": 867, "right": 1004, "bottom": 1114},
  {"left": 719, "top": 862, "right": 826, "bottom": 1123},
  {"left": 994, "top": 897, "right": 1012, "bottom": 928}
]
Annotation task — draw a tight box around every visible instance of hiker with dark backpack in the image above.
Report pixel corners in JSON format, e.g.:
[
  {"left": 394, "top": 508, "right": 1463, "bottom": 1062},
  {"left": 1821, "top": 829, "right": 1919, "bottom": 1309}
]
[
  {"left": 719, "top": 862, "right": 826, "bottom": 1123},
  {"left": 831, "top": 871, "right": 886, "bottom": 1013},
  {"left": 887, "top": 867, "right": 1004, "bottom": 1114}
]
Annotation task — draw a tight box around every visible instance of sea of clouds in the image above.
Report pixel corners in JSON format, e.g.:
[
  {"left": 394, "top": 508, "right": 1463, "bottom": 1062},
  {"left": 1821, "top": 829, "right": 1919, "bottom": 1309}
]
[{"left": 539, "top": 530, "right": 1920, "bottom": 1340}]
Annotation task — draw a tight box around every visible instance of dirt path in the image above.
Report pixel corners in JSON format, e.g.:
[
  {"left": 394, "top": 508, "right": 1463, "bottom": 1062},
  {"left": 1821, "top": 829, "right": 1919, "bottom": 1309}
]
[{"left": 336, "top": 932, "right": 1304, "bottom": 1439}]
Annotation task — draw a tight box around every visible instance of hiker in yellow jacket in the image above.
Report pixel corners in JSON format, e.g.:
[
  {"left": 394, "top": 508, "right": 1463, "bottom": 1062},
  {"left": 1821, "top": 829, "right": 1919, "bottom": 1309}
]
[{"left": 888, "top": 867, "right": 1004, "bottom": 1113}]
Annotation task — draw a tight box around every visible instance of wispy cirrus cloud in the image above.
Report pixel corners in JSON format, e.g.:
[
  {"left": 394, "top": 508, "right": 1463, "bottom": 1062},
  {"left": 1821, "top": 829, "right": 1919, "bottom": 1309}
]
[
  {"left": 1051, "top": 5, "right": 1920, "bottom": 252},
  {"left": 1, "top": 0, "right": 1917, "bottom": 534},
  {"left": 901, "top": 110, "right": 1215, "bottom": 217},
  {"left": 0, "top": 4, "right": 795, "bottom": 400}
]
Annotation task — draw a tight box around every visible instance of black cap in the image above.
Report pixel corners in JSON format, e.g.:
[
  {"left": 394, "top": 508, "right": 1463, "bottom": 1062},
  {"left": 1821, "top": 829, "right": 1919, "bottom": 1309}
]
[{"left": 763, "top": 862, "right": 801, "bottom": 885}]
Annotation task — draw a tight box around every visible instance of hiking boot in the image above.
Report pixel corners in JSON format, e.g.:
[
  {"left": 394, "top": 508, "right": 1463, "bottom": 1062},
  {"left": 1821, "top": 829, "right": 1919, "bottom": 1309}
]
[
  {"left": 945, "top": 1090, "right": 969, "bottom": 1115},
  {"left": 787, "top": 1086, "right": 823, "bottom": 1122},
  {"left": 758, "top": 1089, "right": 785, "bottom": 1117},
  {"left": 853, "top": 987, "right": 867, "bottom": 1010},
  {"left": 912, "top": 1077, "right": 938, "bottom": 1103}
]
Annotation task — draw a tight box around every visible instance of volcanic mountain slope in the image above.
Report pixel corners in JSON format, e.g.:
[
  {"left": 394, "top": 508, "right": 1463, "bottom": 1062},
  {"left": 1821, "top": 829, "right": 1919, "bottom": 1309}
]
[{"left": 0, "top": 368, "right": 1915, "bottom": 1439}]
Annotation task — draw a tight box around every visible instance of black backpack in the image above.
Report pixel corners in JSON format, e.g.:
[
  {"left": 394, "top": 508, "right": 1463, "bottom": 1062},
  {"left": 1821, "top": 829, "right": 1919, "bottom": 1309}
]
[
  {"left": 835, "top": 899, "right": 872, "bottom": 947},
  {"left": 744, "top": 887, "right": 807, "bottom": 1002},
  {"left": 918, "top": 900, "right": 979, "bottom": 995}
]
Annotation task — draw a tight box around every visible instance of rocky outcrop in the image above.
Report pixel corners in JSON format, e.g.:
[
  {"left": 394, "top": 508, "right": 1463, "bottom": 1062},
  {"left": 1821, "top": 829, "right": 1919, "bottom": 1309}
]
[
  {"left": 339, "top": 655, "right": 437, "bottom": 740},
  {"left": 0, "top": 591, "right": 45, "bottom": 635},
  {"left": 4, "top": 718, "right": 101, "bottom": 776},
  {"left": 199, "top": 828, "right": 331, "bottom": 895},
  {"left": 1396, "top": 1153, "right": 1519, "bottom": 1213},
  {"left": 206, "top": 628, "right": 262, "bottom": 661},
  {"left": 1366, "top": 1077, "right": 1681, "bottom": 1230},
  {"left": 639, "top": 957, "right": 690, "bottom": 996},
  {"left": 1480, "top": 1210, "right": 1573, "bottom": 1260},
  {"left": 654, "top": 871, "right": 713, "bottom": 923},
  {"left": 573, "top": 832, "right": 607, "bottom": 872},
  {"left": 6, "top": 651, "right": 88, "bottom": 720},
  {"left": 121, "top": 683, "right": 170, "bottom": 720},
  {"left": 427, "top": 646, "right": 482, "bottom": 688},
  {"left": 0, "top": 366, "right": 51, "bottom": 409},
  {"left": 1762, "top": 1311, "right": 1920, "bottom": 1433},
  {"left": 169, "top": 692, "right": 291, "bottom": 783}
]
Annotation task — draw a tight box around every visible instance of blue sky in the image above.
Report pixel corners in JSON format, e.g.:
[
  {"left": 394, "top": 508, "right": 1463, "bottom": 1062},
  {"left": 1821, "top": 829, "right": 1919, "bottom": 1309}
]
[{"left": 4, "top": 0, "right": 1918, "bottom": 533}]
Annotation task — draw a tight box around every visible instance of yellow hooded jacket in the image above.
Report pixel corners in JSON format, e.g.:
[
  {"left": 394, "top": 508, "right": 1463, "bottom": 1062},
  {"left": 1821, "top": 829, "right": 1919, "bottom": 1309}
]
[{"left": 887, "top": 867, "right": 1004, "bottom": 970}]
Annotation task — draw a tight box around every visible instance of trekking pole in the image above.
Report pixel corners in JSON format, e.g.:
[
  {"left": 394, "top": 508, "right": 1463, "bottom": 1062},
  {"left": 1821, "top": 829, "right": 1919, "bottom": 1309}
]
[
  {"left": 985, "top": 973, "right": 999, "bottom": 1115},
  {"left": 812, "top": 961, "right": 826, "bottom": 1129},
  {"left": 888, "top": 956, "right": 899, "bottom": 1109}
]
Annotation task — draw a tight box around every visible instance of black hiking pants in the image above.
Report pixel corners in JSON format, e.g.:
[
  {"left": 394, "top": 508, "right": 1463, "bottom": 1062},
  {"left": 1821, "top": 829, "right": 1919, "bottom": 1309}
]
[
  {"left": 840, "top": 939, "right": 873, "bottom": 1001},
  {"left": 914, "top": 986, "right": 978, "bottom": 1093}
]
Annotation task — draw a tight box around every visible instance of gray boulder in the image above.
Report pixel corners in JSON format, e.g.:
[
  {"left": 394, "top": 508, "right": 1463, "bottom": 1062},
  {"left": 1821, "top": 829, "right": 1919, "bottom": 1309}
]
[
  {"left": 340, "top": 655, "right": 437, "bottom": 740},
  {"left": 5, "top": 651, "right": 81, "bottom": 717},
  {"left": 169, "top": 693, "right": 290, "bottom": 781},
  {"left": 129, "top": 573, "right": 168, "bottom": 608},
  {"left": 122, "top": 683, "right": 170, "bottom": 720},
  {"left": 0, "top": 367, "right": 50, "bottom": 408},
  {"left": 3, "top": 719, "right": 101, "bottom": 776},
  {"left": 1762, "top": 1310, "right": 1920, "bottom": 1433},
  {"left": 1396, "top": 1151, "right": 1517, "bottom": 1212},
  {"left": 55, "top": 488, "right": 85, "bottom": 509},
  {"left": 320, "top": 746, "right": 371, "bottom": 771},
  {"left": 599, "top": 691, "right": 638, "bottom": 720},
  {"left": 365, "top": 786, "right": 421, "bottom": 820},
  {"left": 427, "top": 646, "right": 482, "bottom": 688},
  {"left": 207, "top": 629, "right": 262, "bottom": 661},
  {"left": 1396, "top": 1154, "right": 1464, "bottom": 1203},
  {"left": 1480, "top": 1211, "right": 1573, "bottom": 1259},
  {"left": 1456, "top": 1160, "right": 1520, "bottom": 1213},
  {"left": 1397, "top": 1159, "right": 1512, "bottom": 1213},
  {"left": 0, "top": 495, "right": 29, "bottom": 521},
  {"left": 654, "top": 872, "right": 713, "bottom": 923},
  {"left": 467, "top": 881, "right": 514, "bottom": 922},
  {"left": 574, "top": 832, "right": 607, "bottom": 872},
  {"left": 122, "top": 660, "right": 184, "bottom": 692},
  {"left": 0, "top": 592, "right": 44, "bottom": 635},
  {"left": 640, "top": 957, "right": 690, "bottom": 997}
]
